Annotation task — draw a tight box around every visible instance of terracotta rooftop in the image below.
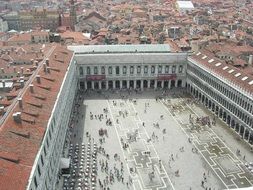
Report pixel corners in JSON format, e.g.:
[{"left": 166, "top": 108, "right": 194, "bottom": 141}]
[
  {"left": 190, "top": 51, "right": 253, "bottom": 96},
  {"left": 0, "top": 44, "right": 73, "bottom": 190}
]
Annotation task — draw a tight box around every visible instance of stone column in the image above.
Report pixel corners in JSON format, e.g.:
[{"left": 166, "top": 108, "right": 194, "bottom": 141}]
[
  {"left": 127, "top": 80, "right": 130, "bottom": 89},
  {"left": 84, "top": 81, "right": 87, "bottom": 89},
  {"left": 113, "top": 81, "right": 116, "bottom": 89},
  {"left": 243, "top": 129, "right": 246, "bottom": 139},
  {"left": 91, "top": 81, "right": 95, "bottom": 89},
  {"left": 148, "top": 80, "right": 150, "bottom": 88},
  {"left": 140, "top": 80, "right": 144, "bottom": 90},
  {"left": 134, "top": 80, "right": 136, "bottom": 89},
  {"left": 106, "top": 81, "right": 109, "bottom": 90},
  {"left": 154, "top": 80, "right": 157, "bottom": 89},
  {"left": 247, "top": 132, "right": 251, "bottom": 142},
  {"left": 99, "top": 81, "right": 102, "bottom": 89},
  {"left": 161, "top": 81, "right": 164, "bottom": 88},
  {"left": 120, "top": 80, "right": 122, "bottom": 89},
  {"left": 169, "top": 80, "right": 171, "bottom": 89}
]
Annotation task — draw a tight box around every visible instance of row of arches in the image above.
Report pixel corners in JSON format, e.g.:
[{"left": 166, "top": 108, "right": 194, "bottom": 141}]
[
  {"left": 80, "top": 79, "right": 183, "bottom": 90},
  {"left": 187, "top": 82, "right": 253, "bottom": 145}
]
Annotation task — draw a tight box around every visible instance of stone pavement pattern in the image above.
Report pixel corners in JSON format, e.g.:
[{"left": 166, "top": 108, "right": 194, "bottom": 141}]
[{"left": 62, "top": 90, "right": 253, "bottom": 190}]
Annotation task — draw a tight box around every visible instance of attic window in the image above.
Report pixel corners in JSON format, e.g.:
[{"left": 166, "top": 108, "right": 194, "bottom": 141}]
[
  {"left": 234, "top": 73, "right": 241, "bottom": 77},
  {"left": 215, "top": 63, "right": 221, "bottom": 67},
  {"left": 241, "top": 76, "right": 248, "bottom": 81},
  {"left": 222, "top": 66, "right": 229, "bottom": 70},
  {"left": 202, "top": 55, "right": 207, "bottom": 59},
  {"left": 208, "top": 59, "right": 214, "bottom": 63},
  {"left": 249, "top": 80, "right": 253, "bottom": 85},
  {"left": 228, "top": 69, "right": 234, "bottom": 73},
  {"left": 196, "top": 52, "right": 201, "bottom": 56}
]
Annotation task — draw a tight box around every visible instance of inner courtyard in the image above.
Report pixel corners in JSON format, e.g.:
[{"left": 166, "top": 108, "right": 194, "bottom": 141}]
[{"left": 62, "top": 89, "right": 253, "bottom": 190}]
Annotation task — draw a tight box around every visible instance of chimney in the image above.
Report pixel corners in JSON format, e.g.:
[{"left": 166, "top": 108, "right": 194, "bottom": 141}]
[
  {"left": 20, "top": 79, "right": 24, "bottom": 88},
  {"left": 249, "top": 55, "right": 253, "bottom": 66},
  {"left": 0, "top": 106, "right": 4, "bottom": 115},
  {"left": 29, "top": 84, "right": 34, "bottom": 93},
  {"left": 43, "top": 63, "right": 47, "bottom": 72},
  {"left": 21, "top": 67, "right": 24, "bottom": 74},
  {"left": 17, "top": 71, "right": 20, "bottom": 77},
  {"left": 1, "top": 68, "right": 4, "bottom": 73},
  {"left": 46, "top": 58, "right": 49, "bottom": 66},
  {"left": 13, "top": 112, "right": 22, "bottom": 123},
  {"left": 30, "top": 59, "right": 34, "bottom": 64},
  {"left": 35, "top": 61, "right": 39, "bottom": 66},
  {"left": 18, "top": 97, "right": 23, "bottom": 109},
  {"left": 2, "top": 80, "right": 5, "bottom": 88},
  {"left": 13, "top": 66, "right": 16, "bottom": 73},
  {"left": 36, "top": 75, "right": 41, "bottom": 83},
  {"left": 47, "top": 67, "right": 51, "bottom": 74}
]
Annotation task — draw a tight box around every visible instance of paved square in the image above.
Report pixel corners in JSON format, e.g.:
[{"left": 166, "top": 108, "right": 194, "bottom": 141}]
[
  {"left": 64, "top": 90, "right": 253, "bottom": 190},
  {"left": 215, "top": 156, "right": 242, "bottom": 174}
]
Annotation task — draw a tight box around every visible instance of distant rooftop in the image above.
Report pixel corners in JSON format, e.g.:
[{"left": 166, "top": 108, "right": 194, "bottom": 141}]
[
  {"left": 68, "top": 44, "right": 171, "bottom": 54},
  {"left": 177, "top": 1, "right": 194, "bottom": 9}
]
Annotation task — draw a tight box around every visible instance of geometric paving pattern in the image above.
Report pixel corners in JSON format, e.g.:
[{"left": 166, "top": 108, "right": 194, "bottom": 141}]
[
  {"left": 108, "top": 99, "right": 175, "bottom": 190},
  {"left": 162, "top": 95, "right": 253, "bottom": 189}
]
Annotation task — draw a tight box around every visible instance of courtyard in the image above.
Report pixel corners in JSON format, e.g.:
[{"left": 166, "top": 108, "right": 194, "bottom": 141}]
[{"left": 63, "top": 89, "right": 253, "bottom": 190}]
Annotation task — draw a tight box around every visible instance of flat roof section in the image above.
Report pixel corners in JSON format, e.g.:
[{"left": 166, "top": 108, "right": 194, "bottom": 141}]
[
  {"left": 177, "top": 1, "right": 194, "bottom": 9},
  {"left": 68, "top": 44, "right": 171, "bottom": 54}
]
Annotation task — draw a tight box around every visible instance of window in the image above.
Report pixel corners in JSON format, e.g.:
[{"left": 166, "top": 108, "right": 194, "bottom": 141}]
[
  {"left": 38, "top": 165, "right": 41, "bottom": 176},
  {"left": 158, "top": 65, "right": 162, "bottom": 73},
  {"left": 41, "top": 155, "right": 44, "bottom": 166},
  {"left": 151, "top": 66, "right": 155, "bottom": 74},
  {"left": 137, "top": 66, "right": 141, "bottom": 74},
  {"left": 130, "top": 66, "right": 134, "bottom": 74},
  {"left": 101, "top": 66, "right": 105, "bottom": 74},
  {"left": 123, "top": 66, "right": 127, "bottom": 74},
  {"left": 43, "top": 146, "right": 47, "bottom": 156},
  {"left": 94, "top": 66, "right": 98, "bottom": 74},
  {"left": 87, "top": 67, "right": 90, "bottom": 75},
  {"left": 144, "top": 66, "right": 148, "bottom": 74},
  {"left": 179, "top": 65, "right": 183, "bottom": 73},
  {"left": 108, "top": 66, "right": 112, "bottom": 75},
  {"left": 116, "top": 66, "right": 120, "bottom": 75},
  {"left": 165, "top": 65, "right": 169, "bottom": 73},
  {"left": 172, "top": 65, "right": 176, "bottom": 73},
  {"left": 34, "top": 177, "right": 38, "bottom": 188}
]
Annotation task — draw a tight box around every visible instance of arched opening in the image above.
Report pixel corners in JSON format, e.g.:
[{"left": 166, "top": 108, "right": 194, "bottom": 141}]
[
  {"left": 122, "top": 80, "right": 127, "bottom": 89},
  {"left": 115, "top": 80, "right": 120, "bottom": 89},
  {"left": 80, "top": 81, "right": 85, "bottom": 90},
  {"left": 164, "top": 81, "right": 169, "bottom": 88},
  {"left": 101, "top": 81, "right": 106, "bottom": 89},
  {"left": 150, "top": 80, "right": 155, "bottom": 88},
  {"left": 108, "top": 81, "right": 113, "bottom": 89},
  {"left": 239, "top": 125, "right": 244, "bottom": 137},
  {"left": 244, "top": 129, "right": 249, "bottom": 140},
  {"left": 94, "top": 82, "right": 99, "bottom": 89},
  {"left": 227, "top": 115, "right": 231, "bottom": 126},
  {"left": 215, "top": 106, "right": 219, "bottom": 115},
  {"left": 87, "top": 81, "right": 92, "bottom": 89},
  {"left": 171, "top": 80, "right": 175, "bottom": 88},
  {"left": 223, "top": 112, "right": 227, "bottom": 122},
  {"left": 143, "top": 80, "right": 148, "bottom": 88},
  {"left": 157, "top": 81, "right": 162, "bottom": 88},
  {"left": 136, "top": 80, "right": 141, "bottom": 88},
  {"left": 130, "top": 80, "right": 134, "bottom": 88},
  {"left": 235, "top": 123, "right": 240, "bottom": 133},
  {"left": 177, "top": 80, "right": 182, "bottom": 87},
  {"left": 231, "top": 120, "right": 235, "bottom": 129},
  {"left": 212, "top": 103, "right": 215, "bottom": 112}
]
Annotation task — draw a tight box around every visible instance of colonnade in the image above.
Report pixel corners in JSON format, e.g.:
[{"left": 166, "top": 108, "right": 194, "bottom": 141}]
[
  {"left": 80, "top": 79, "right": 184, "bottom": 90},
  {"left": 187, "top": 82, "right": 253, "bottom": 145}
]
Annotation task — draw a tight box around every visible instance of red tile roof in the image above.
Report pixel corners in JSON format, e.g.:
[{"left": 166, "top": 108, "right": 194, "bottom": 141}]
[
  {"left": 0, "top": 44, "right": 73, "bottom": 190},
  {"left": 190, "top": 51, "right": 253, "bottom": 95}
]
